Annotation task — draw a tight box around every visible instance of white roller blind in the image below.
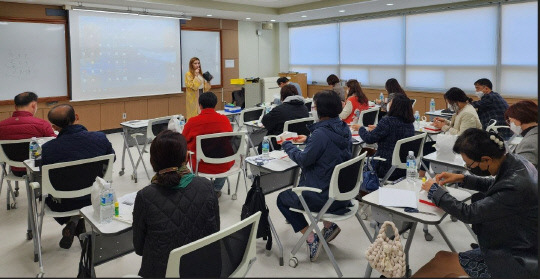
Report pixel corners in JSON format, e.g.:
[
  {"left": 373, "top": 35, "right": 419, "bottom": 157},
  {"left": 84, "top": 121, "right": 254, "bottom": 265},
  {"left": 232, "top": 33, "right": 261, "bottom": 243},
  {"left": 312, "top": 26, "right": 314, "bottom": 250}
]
[{"left": 289, "top": 24, "right": 338, "bottom": 65}]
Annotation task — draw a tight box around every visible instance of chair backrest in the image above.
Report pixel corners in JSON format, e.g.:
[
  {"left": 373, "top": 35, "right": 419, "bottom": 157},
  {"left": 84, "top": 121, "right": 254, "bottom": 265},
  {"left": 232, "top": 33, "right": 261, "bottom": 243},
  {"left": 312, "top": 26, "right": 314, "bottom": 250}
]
[
  {"left": 147, "top": 115, "right": 184, "bottom": 140},
  {"left": 165, "top": 211, "right": 261, "bottom": 278},
  {"left": 41, "top": 154, "right": 115, "bottom": 199},
  {"left": 486, "top": 119, "right": 510, "bottom": 134},
  {"left": 410, "top": 99, "right": 416, "bottom": 108},
  {"left": 240, "top": 107, "right": 264, "bottom": 125},
  {"left": 283, "top": 117, "right": 314, "bottom": 136},
  {"left": 390, "top": 132, "right": 427, "bottom": 170},
  {"left": 358, "top": 107, "right": 379, "bottom": 126},
  {"left": 328, "top": 151, "right": 367, "bottom": 201},
  {"left": 0, "top": 139, "right": 32, "bottom": 168},
  {"left": 304, "top": 100, "right": 312, "bottom": 112},
  {"left": 195, "top": 132, "right": 246, "bottom": 172}
]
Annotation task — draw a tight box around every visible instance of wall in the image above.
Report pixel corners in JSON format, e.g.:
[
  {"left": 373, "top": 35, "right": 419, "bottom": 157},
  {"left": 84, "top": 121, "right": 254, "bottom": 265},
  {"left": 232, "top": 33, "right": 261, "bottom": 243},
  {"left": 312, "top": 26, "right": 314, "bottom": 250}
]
[
  {"left": 238, "top": 21, "right": 278, "bottom": 78},
  {"left": 0, "top": 2, "right": 239, "bottom": 131}
]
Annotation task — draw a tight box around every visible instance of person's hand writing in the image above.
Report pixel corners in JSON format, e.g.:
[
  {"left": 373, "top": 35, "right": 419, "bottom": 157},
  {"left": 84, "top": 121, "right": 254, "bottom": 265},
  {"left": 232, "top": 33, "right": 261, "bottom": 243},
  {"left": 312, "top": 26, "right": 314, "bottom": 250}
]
[
  {"left": 421, "top": 178, "right": 437, "bottom": 192},
  {"left": 367, "top": 125, "right": 377, "bottom": 131},
  {"left": 350, "top": 124, "right": 361, "bottom": 131},
  {"left": 432, "top": 119, "right": 445, "bottom": 129},
  {"left": 292, "top": 135, "right": 307, "bottom": 144},
  {"left": 375, "top": 99, "right": 382, "bottom": 104},
  {"left": 435, "top": 172, "right": 465, "bottom": 186}
]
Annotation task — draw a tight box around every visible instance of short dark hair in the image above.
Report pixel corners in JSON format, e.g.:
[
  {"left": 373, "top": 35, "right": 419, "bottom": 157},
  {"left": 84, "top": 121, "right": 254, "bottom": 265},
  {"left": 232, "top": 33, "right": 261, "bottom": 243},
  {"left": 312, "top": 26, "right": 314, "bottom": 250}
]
[
  {"left": 14, "top": 92, "right": 38, "bottom": 107},
  {"left": 453, "top": 128, "right": 506, "bottom": 161},
  {"left": 199, "top": 91, "right": 217, "bottom": 109},
  {"left": 150, "top": 130, "right": 188, "bottom": 187},
  {"left": 444, "top": 87, "right": 472, "bottom": 104},
  {"left": 326, "top": 74, "right": 340, "bottom": 86},
  {"left": 48, "top": 104, "right": 76, "bottom": 128},
  {"left": 384, "top": 78, "right": 406, "bottom": 96},
  {"left": 345, "top": 79, "right": 368, "bottom": 104},
  {"left": 276, "top": 77, "right": 289, "bottom": 85},
  {"left": 314, "top": 90, "right": 342, "bottom": 118},
  {"left": 474, "top": 78, "right": 493, "bottom": 90},
  {"left": 505, "top": 100, "right": 538, "bottom": 125},
  {"left": 387, "top": 94, "right": 414, "bottom": 123},
  {"left": 280, "top": 84, "right": 298, "bottom": 101}
]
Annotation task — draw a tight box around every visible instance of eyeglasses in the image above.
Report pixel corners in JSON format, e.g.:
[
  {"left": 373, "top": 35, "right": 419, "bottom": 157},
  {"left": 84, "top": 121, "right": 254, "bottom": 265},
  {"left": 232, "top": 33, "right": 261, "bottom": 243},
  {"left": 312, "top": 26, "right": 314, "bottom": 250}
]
[{"left": 464, "top": 160, "right": 479, "bottom": 171}]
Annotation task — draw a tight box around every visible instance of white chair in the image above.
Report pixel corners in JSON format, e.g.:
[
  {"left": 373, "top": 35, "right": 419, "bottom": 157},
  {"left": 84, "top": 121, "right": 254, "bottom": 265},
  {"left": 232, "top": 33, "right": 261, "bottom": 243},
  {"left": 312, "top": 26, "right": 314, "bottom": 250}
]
[
  {"left": 238, "top": 107, "right": 264, "bottom": 131},
  {"left": 0, "top": 139, "right": 31, "bottom": 211},
  {"left": 29, "top": 154, "right": 115, "bottom": 276},
  {"left": 288, "top": 152, "right": 368, "bottom": 277},
  {"left": 268, "top": 117, "right": 314, "bottom": 151},
  {"left": 410, "top": 98, "right": 417, "bottom": 108},
  {"left": 165, "top": 211, "right": 261, "bottom": 278},
  {"left": 194, "top": 131, "right": 248, "bottom": 200},
  {"left": 356, "top": 107, "right": 379, "bottom": 127}
]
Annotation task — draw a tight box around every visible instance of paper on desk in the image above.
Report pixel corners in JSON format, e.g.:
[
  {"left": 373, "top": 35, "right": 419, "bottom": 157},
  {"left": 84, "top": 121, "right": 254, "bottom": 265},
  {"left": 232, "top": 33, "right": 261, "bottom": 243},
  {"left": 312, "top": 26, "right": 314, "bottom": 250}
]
[
  {"left": 269, "top": 150, "right": 288, "bottom": 159},
  {"left": 114, "top": 204, "right": 134, "bottom": 224},
  {"left": 352, "top": 135, "right": 362, "bottom": 142},
  {"left": 264, "top": 157, "right": 297, "bottom": 171},
  {"left": 379, "top": 188, "right": 417, "bottom": 208},
  {"left": 118, "top": 192, "right": 137, "bottom": 206}
]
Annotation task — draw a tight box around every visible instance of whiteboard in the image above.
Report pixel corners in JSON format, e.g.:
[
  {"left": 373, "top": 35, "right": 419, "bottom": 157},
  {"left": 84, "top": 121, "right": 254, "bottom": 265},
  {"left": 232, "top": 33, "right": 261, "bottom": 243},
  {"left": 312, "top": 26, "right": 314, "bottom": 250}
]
[
  {"left": 181, "top": 30, "right": 222, "bottom": 87},
  {"left": 0, "top": 21, "right": 68, "bottom": 100}
]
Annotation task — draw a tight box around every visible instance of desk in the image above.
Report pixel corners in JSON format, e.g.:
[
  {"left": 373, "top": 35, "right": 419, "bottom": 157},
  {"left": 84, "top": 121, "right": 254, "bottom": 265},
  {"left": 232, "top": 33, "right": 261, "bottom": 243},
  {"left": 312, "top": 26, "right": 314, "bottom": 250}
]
[
  {"left": 119, "top": 120, "right": 151, "bottom": 183},
  {"left": 422, "top": 151, "right": 466, "bottom": 177},
  {"left": 217, "top": 110, "right": 242, "bottom": 128},
  {"left": 425, "top": 109, "right": 454, "bottom": 121},
  {"left": 79, "top": 202, "right": 135, "bottom": 277},
  {"left": 244, "top": 120, "right": 267, "bottom": 155},
  {"left": 360, "top": 180, "right": 472, "bottom": 277}
]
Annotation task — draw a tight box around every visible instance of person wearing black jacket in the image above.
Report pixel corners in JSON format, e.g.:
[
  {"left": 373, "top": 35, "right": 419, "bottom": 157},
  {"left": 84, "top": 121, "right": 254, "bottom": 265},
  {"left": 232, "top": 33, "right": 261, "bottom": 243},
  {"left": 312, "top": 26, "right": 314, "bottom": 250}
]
[
  {"left": 413, "top": 129, "right": 538, "bottom": 278},
  {"left": 261, "top": 84, "right": 309, "bottom": 150},
  {"left": 132, "top": 130, "right": 220, "bottom": 278}
]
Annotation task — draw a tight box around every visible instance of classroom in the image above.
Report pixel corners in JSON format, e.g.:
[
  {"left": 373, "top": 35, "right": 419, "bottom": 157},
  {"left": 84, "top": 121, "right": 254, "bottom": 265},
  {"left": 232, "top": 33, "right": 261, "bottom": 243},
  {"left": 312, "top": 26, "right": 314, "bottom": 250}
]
[{"left": 0, "top": 0, "right": 537, "bottom": 278}]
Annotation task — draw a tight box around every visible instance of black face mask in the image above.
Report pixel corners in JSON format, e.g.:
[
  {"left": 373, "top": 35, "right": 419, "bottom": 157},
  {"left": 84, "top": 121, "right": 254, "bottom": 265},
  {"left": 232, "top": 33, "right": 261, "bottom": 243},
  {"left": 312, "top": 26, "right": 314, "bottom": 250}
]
[{"left": 469, "top": 164, "right": 491, "bottom": 176}]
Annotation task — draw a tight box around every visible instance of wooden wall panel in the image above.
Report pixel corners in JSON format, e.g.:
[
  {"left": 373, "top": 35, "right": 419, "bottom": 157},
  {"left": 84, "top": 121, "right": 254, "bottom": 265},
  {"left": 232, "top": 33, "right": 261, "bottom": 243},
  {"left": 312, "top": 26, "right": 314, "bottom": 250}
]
[
  {"left": 34, "top": 109, "right": 45, "bottom": 120},
  {"left": 0, "top": 2, "right": 65, "bottom": 20},
  {"left": 125, "top": 99, "right": 148, "bottom": 121},
  {"left": 307, "top": 85, "right": 331, "bottom": 98},
  {"left": 73, "top": 104, "right": 101, "bottom": 131},
  {"left": 147, "top": 98, "right": 169, "bottom": 119},
  {"left": 222, "top": 29, "right": 239, "bottom": 59},
  {"left": 0, "top": 112, "right": 11, "bottom": 122},
  {"left": 221, "top": 19, "right": 238, "bottom": 30},
  {"left": 183, "top": 17, "right": 220, "bottom": 29},
  {"left": 100, "top": 102, "right": 124, "bottom": 130},
  {"left": 168, "top": 95, "right": 184, "bottom": 116}
]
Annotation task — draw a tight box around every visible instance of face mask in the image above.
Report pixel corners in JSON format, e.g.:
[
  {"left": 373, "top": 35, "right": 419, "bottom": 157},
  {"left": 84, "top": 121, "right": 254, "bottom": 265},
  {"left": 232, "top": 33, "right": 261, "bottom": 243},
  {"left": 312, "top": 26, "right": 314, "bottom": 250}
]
[
  {"left": 311, "top": 109, "right": 319, "bottom": 122},
  {"left": 510, "top": 122, "right": 522, "bottom": 135},
  {"left": 469, "top": 161, "right": 491, "bottom": 176},
  {"left": 447, "top": 103, "right": 453, "bottom": 110},
  {"left": 475, "top": 91, "right": 484, "bottom": 98}
]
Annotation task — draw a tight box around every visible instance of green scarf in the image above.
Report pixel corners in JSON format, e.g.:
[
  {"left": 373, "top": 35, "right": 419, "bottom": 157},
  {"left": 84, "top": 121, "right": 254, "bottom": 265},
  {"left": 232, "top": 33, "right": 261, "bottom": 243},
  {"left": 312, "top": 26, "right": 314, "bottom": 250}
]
[{"left": 151, "top": 165, "right": 194, "bottom": 189}]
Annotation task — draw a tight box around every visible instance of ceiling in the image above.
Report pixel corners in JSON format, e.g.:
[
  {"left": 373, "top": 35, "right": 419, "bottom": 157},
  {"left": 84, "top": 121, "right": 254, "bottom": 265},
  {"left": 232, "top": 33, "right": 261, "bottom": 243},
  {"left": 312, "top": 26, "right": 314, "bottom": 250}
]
[{"left": 5, "top": 0, "right": 478, "bottom": 22}]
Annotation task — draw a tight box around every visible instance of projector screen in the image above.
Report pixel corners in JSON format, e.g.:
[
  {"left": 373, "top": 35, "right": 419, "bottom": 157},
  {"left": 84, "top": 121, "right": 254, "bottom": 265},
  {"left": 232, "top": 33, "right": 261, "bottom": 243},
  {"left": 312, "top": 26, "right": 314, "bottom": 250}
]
[{"left": 69, "top": 10, "right": 182, "bottom": 101}]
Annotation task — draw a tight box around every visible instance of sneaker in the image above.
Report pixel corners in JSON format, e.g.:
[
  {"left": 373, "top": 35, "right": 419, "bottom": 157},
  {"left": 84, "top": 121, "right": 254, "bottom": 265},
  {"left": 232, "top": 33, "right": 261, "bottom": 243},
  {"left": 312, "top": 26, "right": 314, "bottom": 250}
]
[
  {"left": 321, "top": 223, "right": 341, "bottom": 243},
  {"left": 307, "top": 234, "right": 321, "bottom": 262},
  {"left": 59, "top": 220, "right": 77, "bottom": 249}
]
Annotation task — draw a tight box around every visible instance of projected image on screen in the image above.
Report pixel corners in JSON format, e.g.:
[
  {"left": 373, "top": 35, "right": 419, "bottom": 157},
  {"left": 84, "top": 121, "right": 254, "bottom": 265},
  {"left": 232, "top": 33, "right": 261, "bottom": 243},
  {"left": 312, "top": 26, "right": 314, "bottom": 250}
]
[{"left": 69, "top": 10, "right": 182, "bottom": 101}]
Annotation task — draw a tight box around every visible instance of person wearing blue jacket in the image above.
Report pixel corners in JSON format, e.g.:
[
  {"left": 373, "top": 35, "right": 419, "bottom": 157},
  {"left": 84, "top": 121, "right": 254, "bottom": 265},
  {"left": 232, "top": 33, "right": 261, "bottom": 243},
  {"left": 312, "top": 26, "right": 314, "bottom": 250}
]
[{"left": 277, "top": 90, "right": 352, "bottom": 262}]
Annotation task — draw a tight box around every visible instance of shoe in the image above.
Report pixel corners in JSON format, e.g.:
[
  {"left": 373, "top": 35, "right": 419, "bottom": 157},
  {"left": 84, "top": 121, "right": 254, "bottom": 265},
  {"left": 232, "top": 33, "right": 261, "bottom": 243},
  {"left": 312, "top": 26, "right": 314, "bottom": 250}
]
[
  {"left": 216, "top": 191, "right": 222, "bottom": 198},
  {"left": 59, "top": 220, "right": 77, "bottom": 249},
  {"left": 321, "top": 223, "right": 341, "bottom": 243},
  {"left": 470, "top": 243, "right": 479, "bottom": 249},
  {"left": 307, "top": 234, "right": 321, "bottom": 262}
]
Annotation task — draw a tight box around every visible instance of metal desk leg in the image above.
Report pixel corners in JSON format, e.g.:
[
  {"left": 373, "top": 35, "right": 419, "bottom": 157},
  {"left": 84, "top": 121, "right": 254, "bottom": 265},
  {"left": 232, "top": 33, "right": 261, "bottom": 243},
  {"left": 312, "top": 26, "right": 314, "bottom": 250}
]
[
  {"left": 132, "top": 139, "right": 150, "bottom": 181},
  {"left": 421, "top": 160, "right": 435, "bottom": 178},
  {"left": 404, "top": 222, "right": 418, "bottom": 278},
  {"left": 267, "top": 215, "right": 283, "bottom": 266},
  {"left": 119, "top": 128, "right": 128, "bottom": 176},
  {"left": 464, "top": 222, "right": 478, "bottom": 243},
  {"left": 434, "top": 224, "right": 456, "bottom": 252},
  {"left": 121, "top": 132, "right": 138, "bottom": 182},
  {"left": 25, "top": 176, "right": 38, "bottom": 261}
]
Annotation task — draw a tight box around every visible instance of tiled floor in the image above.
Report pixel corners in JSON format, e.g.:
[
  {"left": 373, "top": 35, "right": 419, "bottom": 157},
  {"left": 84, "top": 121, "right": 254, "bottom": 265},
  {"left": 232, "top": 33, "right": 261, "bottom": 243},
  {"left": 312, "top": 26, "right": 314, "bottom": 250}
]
[{"left": 0, "top": 132, "right": 476, "bottom": 277}]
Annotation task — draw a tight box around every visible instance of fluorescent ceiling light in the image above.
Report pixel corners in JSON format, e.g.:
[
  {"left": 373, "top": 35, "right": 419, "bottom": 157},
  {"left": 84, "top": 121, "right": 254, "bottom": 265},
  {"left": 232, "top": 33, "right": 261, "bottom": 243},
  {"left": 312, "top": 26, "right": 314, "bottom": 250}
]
[
  {"left": 207, "top": 14, "right": 212, "bottom": 17},
  {"left": 301, "top": 15, "right": 307, "bottom": 18},
  {"left": 339, "top": 10, "right": 345, "bottom": 13},
  {"left": 386, "top": 3, "right": 394, "bottom": 6},
  {"left": 270, "top": 19, "right": 276, "bottom": 22},
  {"left": 246, "top": 17, "right": 251, "bottom": 20}
]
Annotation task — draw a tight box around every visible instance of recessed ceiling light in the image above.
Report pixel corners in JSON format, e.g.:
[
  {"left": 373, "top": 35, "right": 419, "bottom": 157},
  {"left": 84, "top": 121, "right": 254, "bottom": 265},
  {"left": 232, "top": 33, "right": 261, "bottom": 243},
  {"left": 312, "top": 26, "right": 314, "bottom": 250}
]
[
  {"left": 270, "top": 19, "right": 276, "bottom": 22},
  {"left": 339, "top": 10, "right": 345, "bottom": 13},
  {"left": 206, "top": 14, "right": 212, "bottom": 17},
  {"left": 386, "top": 3, "right": 394, "bottom": 6},
  {"left": 301, "top": 15, "right": 307, "bottom": 18},
  {"left": 246, "top": 17, "right": 251, "bottom": 20}
]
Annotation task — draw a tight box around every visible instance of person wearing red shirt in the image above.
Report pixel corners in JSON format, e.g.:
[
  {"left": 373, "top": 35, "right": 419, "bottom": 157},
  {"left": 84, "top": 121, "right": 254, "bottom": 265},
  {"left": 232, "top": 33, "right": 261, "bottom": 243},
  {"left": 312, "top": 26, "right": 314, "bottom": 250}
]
[
  {"left": 339, "top": 79, "right": 369, "bottom": 124},
  {"left": 182, "top": 92, "right": 234, "bottom": 198},
  {"left": 0, "top": 92, "right": 56, "bottom": 176}
]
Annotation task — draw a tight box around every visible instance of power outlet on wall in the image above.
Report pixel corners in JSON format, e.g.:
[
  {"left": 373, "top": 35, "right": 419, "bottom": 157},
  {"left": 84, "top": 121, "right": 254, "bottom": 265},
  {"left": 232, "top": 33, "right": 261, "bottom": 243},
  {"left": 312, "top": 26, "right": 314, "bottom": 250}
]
[{"left": 122, "top": 113, "right": 127, "bottom": 119}]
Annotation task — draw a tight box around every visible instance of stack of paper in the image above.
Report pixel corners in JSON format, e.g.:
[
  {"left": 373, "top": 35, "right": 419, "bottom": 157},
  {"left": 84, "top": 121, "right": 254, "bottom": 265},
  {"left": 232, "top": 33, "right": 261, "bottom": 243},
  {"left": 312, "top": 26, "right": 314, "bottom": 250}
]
[{"left": 378, "top": 188, "right": 417, "bottom": 208}]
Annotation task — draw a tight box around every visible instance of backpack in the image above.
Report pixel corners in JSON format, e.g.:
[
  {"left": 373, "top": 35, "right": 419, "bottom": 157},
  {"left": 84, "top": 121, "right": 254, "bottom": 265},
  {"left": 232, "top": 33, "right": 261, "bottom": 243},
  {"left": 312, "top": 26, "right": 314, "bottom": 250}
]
[{"left": 240, "top": 175, "right": 272, "bottom": 251}]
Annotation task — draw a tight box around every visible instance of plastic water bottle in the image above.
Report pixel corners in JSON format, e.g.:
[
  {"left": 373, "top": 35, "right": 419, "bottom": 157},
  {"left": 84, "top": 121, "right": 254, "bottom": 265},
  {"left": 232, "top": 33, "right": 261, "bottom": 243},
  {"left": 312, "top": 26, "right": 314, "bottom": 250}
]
[
  {"left": 429, "top": 98, "right": 436, "bottom": 112},
  {"left": 414, "top": 111, "right": 420, "bottom": 129},
  {"left": 406, "top": 151, "right": 418, "bottom": 183},
  {"left": 178, "top": 119, "right": 185, "bottom": 133},
  {"left": 379, "top": 92, "right": 384, "bottom": 103},
  {"left": 29, "top": 137, "right": 39, "bottom": 159},
  {"left": 352, "top": 109, "right": 360, "bottom": 124},
  {"left": 99, "top": 186, "right": 114, "bottom": 224},
  {"left": 262, "top": 136, "right": 270, "bottom": 158}
]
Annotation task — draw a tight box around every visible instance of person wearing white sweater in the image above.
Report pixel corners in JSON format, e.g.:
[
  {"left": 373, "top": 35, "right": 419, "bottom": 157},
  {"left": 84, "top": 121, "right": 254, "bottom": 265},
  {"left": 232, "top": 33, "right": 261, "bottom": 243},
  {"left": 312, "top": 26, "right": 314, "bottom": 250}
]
[{"left": 432, "top": 87, "right": 482, "bottom": 135}]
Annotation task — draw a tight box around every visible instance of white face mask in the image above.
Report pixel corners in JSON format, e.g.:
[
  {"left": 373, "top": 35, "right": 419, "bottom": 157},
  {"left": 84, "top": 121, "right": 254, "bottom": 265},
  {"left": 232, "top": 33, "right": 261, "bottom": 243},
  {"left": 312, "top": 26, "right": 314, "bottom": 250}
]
[
  {"left": 311, "top": 109, "right": 319, "bottom": 122},
  {"left": 510, "top": 122, "right": 522, "bottom": 135},
  {"left": 475, "top": 91, "right": 484, "bottom": 98},
  {"left": 447, "top": 103, "right": 453, "bottom": 110}
]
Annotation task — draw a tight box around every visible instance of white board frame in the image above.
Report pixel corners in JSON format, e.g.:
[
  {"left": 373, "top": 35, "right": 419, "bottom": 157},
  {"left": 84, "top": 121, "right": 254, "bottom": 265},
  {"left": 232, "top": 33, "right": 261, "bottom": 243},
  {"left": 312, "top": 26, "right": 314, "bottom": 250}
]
[{"left": 181, "top": 29, "right": 222, "bottom": 88}]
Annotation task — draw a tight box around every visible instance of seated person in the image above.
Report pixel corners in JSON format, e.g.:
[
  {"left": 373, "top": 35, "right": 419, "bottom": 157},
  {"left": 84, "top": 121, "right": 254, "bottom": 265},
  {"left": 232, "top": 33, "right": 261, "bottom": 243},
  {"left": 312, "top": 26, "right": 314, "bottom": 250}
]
[
  {"left": 327, "top": 74, "right": 346, "bottom": 102},
  {"left": 420, "top": 87, "right": 483, "bottom": 177},
  {"left": 505, "top": 100, "right": 538, "bottom": 168},
  {"left": 182, "top": 92, "right": 234, "bottom": 198},
  {"left": 375, "top": 78, "right": 408, "bottom": 120},
  {"left": 352, "top": 94, "right": 415, "bottom": 181},
  {"left": 133, "top": 130, "right": 219, "bottom": 278},
  {"left": 339, "top": 79, "right": 369, "bottom": 124},
  {"left": 274, "top": 77, "right": 302, "bottom": 105},
  {"left": 414, "top": 129, "right": 537, "bottom": 278},
  {"left": 262, "top": 84, "right": 309, "bottom": 150},
  {"left": 42, "top": 104, "right": 115, "bottom": 249},
  {"left": 276, "top": 90, "right": 352, "bottom": 262},
  {"left": 472, "top": 78, "right": 511, "bottom": 139},
  {"left": 0, "top": 92, "right": 56, "bottom": 176}
]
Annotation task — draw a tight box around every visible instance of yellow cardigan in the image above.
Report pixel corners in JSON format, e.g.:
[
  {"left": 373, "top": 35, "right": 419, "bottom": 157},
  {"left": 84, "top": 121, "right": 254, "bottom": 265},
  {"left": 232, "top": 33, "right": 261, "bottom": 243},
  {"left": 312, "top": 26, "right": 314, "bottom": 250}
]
[{"left": 184, "top": 71, "right": 211, "bottom": 119}]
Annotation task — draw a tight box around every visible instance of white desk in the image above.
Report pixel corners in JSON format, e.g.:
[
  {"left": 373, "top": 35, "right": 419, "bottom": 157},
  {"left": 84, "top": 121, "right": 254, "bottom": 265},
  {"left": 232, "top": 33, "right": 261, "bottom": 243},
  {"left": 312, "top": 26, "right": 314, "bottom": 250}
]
[
  {"left": 119, "top": 120, "right": 152, "bottom": 183},
  {"left": 217, "top": 109, "right": 242, "bottom": 128},
  {"left": 422, "top": 151, "right": 466, "bottom": 178},
  {"left": 360, "top": 180, "right": 472, "bottom": 277},
  {"left": 425, "top": 109, "right": 454, "bottom": 120}
]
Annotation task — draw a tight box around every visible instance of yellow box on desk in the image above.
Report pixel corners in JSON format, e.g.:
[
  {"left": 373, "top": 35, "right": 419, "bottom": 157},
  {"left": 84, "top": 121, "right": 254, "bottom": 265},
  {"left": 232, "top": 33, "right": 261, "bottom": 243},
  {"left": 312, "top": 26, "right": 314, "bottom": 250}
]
[{"left": 230, "top": 78, "right": 245, "bottom": 85}]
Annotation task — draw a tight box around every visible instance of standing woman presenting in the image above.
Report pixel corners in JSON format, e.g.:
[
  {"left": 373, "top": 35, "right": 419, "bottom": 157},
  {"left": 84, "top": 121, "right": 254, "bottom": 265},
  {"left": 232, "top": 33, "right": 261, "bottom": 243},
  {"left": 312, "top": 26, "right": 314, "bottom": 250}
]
[{"left": 185, "top": 57, "right": 211, "bottom": 119}]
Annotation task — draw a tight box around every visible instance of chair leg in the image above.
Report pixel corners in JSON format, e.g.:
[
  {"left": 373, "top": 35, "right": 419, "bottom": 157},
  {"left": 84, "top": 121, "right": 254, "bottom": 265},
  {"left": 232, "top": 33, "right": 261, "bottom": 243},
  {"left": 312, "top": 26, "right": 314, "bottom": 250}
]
[
  {"left": 133, "top": 141, "right": 150, "bottom": 180},
  {"left": 225, "top": 177, "right": 231, "bottom": 195},
  {"left": 31, "top": 189, "right": 44, "bottom": 275},
  {"left": 232, "top": 172, "right": 241, "bottom": 200},
  {"left": 267, "top": 215, "right": 284, "bottom": 266}
]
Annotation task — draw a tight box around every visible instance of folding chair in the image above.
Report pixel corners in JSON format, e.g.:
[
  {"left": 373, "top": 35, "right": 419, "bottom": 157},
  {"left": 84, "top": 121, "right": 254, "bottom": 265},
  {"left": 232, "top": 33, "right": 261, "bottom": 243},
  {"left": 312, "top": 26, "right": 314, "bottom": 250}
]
[
  {"left": 357, "top": 107, "right": 379, "bottom": 127},
  {"left": 165, "top": 211, "right": 261, "bottom": 278},
  {"left": 288, "top": 152, "right": 368, "bottom": 277},
  {"left": 268, "top": 117, "right": 314, "bottom": 151},
  {"left": 238, "top": 107, "right": 265, "bottom": 154},
  {"left": 128, "top": 115, "right": 183, "bottom": 182},
  {"left": 29, "top": 154, "right": 115, "bottom": 277},
  {"left": 410, "top": 98, "right": 417, "bottom": 108},
  {"left": 194, "top": 131, "right": 248, "bottom": 200},
  {"left": 0, "top": 139, "right": 31, "bottom": 211}
]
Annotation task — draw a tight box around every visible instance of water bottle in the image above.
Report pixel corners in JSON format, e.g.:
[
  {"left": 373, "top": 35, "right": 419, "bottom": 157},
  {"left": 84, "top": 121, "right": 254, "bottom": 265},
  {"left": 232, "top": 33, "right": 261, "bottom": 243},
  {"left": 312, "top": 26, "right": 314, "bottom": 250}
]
[
  {"left": 429, "top": 98, "right": 436, "bottom": 112},
  {"left": 99, "top": 185, "right": 114, "bottom": 224},
  {"left": 178, "top": 119, "right": 185, "bottom": 133},
  {"left": 352, "top": 109, "right": 360, "bottom": 124},
  {"left": 29, "top": 137, "right": 39, "bottom": 159},
  {"left": 262, "top": 136, "right": 270, "bottom": 158},
  {"left": 406, "top": 151, "right": 418, "bottom": 184},
  {"left": 414, "top": 111, "right": 421, "bottom": 129},
  {"left": 379, "top": 92, "right": 384, "bottom": 103}
]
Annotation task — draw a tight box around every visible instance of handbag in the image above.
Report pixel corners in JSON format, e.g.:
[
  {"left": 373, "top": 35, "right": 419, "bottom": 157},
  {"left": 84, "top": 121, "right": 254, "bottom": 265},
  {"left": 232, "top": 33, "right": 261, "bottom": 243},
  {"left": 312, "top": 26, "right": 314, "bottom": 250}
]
[
  {"left": 202, "top": 71, "right": 213, "bottom": 82},
  {"left": 77, "top": 232, "right": 94, "bottom": 278},
  {"left": 365, "top": 221, "right": 406, "bottom": 278},
  {"left": 362, "top": 156, "right": 380, "bottom": 192}
]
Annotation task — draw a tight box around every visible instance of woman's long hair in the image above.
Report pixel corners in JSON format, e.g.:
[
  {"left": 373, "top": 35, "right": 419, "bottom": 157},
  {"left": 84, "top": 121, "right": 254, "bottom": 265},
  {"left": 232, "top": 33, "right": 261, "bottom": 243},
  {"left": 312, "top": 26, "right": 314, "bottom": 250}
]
[{"left": 346, "top": 79, "right": 368, "bottom": 104}]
